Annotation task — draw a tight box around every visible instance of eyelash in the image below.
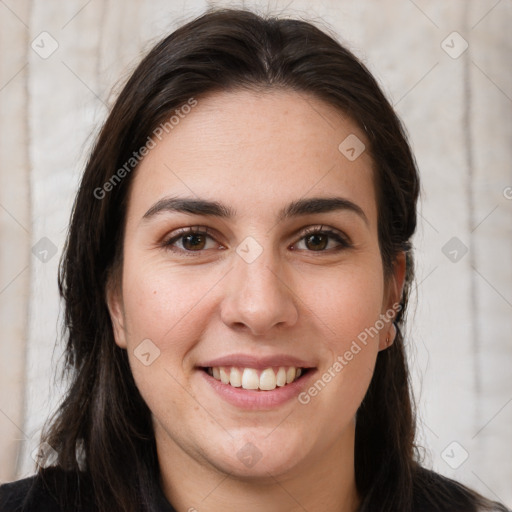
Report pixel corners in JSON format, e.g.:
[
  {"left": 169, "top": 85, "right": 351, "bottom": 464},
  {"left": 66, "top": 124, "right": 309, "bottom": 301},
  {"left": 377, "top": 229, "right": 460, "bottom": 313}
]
[
  {"left": 161, "top": 226, "right": 219, "bottom": 256},
  {"left": 296, "top": 226, "right": 351, "bottom": 251},
  {"left": 161, "top": 225, "right": 351, "bottom": 255}
]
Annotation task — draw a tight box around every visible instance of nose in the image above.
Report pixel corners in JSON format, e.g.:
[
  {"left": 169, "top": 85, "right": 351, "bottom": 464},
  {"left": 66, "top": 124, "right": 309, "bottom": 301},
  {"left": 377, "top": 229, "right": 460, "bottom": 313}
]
[{"left": 220, "top": 249, "right": 299, "bottom": 336}]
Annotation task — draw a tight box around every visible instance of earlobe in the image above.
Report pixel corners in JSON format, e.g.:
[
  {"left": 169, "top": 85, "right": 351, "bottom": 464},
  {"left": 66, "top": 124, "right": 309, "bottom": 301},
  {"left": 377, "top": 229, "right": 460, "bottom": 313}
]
[
  {"left": 379, "top": 251, "right": 407, "bottom": 351},
  {"left": 105, "top": 279, "right": 128, "bottom": 349},
  {"left": 379, "top": 322, "right": 397, "bottom": 351}
]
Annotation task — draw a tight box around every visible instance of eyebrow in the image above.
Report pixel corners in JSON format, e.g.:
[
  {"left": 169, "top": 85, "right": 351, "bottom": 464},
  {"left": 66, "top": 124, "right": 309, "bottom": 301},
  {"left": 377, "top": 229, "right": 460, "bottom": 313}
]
[
  {"left": 142, "top": 196, "right": 368, "bottom": 225},
  {"left": 142, "top": 197, "right": 234, "bottom": 220},
  {"left": 278, "top": 197, "right": 368, "bottom": 225}
]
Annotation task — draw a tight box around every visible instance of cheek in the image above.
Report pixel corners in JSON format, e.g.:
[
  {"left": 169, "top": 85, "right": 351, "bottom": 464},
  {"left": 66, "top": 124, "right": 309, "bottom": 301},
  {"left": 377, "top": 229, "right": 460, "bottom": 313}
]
[
  {"left": 120, "top": 256, "right": 225, "bottom": 356},
  {"left": 301, "top": 257, "right": 385, "bottom": 348},
  {"left": 295, "top": 258, "right": 384, "bottom": 412},
  {"left": 118, "top": 257, "right": 220, "bottom": 413}
]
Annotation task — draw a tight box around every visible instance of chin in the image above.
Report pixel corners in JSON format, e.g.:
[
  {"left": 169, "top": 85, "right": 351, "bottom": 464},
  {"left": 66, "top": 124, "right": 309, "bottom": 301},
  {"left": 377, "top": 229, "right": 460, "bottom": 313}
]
[{"left": 207, "top": 429, "right": 308, "bottom": 481}]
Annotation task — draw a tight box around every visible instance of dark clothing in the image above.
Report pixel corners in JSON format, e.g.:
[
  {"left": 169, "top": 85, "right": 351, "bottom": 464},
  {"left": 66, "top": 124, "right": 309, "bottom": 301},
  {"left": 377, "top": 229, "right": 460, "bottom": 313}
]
[
  {"left": 0, "top": 466, "right": 510, "bottom": 511},
  {"left": 0, "top": 468, "right": 176, "bottom": 512}
]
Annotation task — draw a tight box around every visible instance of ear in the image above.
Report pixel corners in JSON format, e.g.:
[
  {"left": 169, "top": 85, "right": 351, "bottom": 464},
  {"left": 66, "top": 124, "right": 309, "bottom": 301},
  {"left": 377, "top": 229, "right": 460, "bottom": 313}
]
[
  {"left": 105, "top": 274, "right": 128, "bottom": 349},
  {"left": 379, "top": 251, "right": 407, "bottom": 351}
]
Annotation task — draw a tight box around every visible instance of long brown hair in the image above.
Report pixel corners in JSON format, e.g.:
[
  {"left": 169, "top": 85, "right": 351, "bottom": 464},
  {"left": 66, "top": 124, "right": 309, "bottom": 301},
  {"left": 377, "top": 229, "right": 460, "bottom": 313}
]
[{"left": 39, "top": 8, "right": 506, "bottom": 512}]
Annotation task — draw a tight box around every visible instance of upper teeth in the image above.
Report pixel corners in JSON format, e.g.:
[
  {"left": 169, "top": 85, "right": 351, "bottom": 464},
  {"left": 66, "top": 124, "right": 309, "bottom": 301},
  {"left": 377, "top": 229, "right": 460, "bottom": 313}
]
[{"left": 208, "top": 366, "right": 303, "bottom": 391}]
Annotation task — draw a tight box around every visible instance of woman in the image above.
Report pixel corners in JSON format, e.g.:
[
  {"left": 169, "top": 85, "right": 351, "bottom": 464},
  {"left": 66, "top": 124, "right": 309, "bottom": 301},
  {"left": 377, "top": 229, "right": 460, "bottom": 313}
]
[{"left": 0, "top": 8, "right": 509, "bottom": 512}]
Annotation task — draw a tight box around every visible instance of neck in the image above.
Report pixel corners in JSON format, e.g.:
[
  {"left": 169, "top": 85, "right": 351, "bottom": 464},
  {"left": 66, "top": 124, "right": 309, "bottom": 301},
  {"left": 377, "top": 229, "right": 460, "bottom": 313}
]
[{"left": 156, "top": 422, "right": 360, "bottom": 512}]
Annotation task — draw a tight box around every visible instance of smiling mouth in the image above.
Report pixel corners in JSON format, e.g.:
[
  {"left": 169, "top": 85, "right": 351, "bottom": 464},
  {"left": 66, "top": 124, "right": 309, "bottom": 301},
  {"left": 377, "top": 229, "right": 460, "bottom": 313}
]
[{"left": 200, "top": 366, "right": 311, "bottom": 391}]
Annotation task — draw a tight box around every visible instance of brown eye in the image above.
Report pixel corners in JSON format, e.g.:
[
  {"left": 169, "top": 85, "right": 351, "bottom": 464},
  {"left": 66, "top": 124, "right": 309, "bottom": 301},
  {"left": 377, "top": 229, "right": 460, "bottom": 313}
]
[
  {"left": 293, "top": 227, "right": 351, "bottom": 252},
  {"left": 182, "top": 233, "right": 207, "bottom": 251},
  {"left": 163, "top": 228, "right": 220, "bottom": 253},
  {"left": 304, "top": 233, "right": 329, "bottom": 251}
]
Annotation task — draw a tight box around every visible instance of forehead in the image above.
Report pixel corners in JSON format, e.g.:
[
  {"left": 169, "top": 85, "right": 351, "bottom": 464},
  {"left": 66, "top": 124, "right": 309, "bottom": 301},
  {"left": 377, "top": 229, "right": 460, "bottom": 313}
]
[{"left": 127, "top": 89, "right": 377, "bottom": 226}]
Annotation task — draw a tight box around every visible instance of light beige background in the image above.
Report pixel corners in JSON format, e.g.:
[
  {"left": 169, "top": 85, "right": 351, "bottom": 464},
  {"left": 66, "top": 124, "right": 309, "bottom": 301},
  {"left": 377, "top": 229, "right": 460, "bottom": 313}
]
[{"left": 0, "top": 0, "right": 511, "bottom": 506}]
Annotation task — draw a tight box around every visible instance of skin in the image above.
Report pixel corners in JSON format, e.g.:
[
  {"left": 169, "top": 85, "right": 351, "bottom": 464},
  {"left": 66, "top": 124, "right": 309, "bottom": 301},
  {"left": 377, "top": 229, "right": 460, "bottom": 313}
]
[{"left": 107, "top": 89, "right": 405, "bottom": 512}]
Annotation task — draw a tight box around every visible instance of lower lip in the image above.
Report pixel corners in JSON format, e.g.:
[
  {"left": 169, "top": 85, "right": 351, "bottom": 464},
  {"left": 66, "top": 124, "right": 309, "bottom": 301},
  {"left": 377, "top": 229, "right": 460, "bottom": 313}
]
[{"left": 198, "top": 369, "right": 316, "bottom": 410}]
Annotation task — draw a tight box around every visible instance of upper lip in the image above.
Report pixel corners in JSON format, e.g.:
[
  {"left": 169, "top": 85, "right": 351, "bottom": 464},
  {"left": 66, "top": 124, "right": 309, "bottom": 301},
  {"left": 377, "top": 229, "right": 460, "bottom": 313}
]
[{"left": 199, "top": 354, "right": 317, "bottom": 370}]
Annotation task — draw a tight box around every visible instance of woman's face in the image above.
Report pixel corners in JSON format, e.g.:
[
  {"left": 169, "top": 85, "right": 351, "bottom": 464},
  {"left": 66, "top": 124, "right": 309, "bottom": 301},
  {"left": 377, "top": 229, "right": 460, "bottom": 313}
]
[{"left": 107, "top": 89, "right": 404, "bottom": 480}]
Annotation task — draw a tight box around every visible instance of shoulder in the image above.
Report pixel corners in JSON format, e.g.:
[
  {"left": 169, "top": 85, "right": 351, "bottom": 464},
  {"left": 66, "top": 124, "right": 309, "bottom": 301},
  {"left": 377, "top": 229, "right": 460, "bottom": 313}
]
[
  {"left": 0, "top": 475, "right": 37, "bottom": 512},
  {"left": 0, "top": 468, "right": 94, "bottom": 512},
  {"left": 0, "top": 472, "right": 60, "bottom": 512},
  {"left": 412, "top": 466, "right": 511, "bottom": 512}
]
